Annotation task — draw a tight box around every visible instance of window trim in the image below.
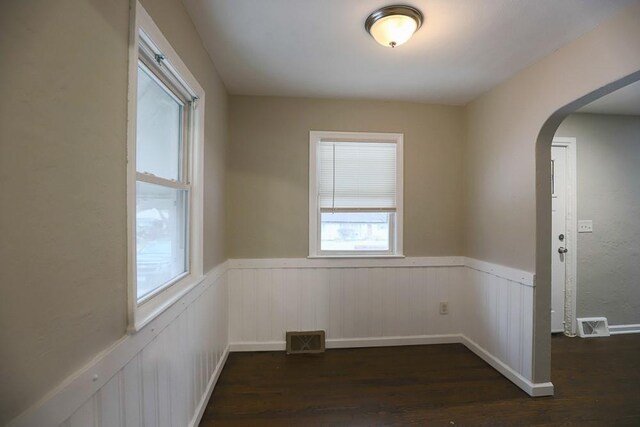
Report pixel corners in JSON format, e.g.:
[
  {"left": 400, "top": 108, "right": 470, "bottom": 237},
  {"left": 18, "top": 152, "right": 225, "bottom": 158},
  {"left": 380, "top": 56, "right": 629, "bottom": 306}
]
[
  {"left": 308, "top": 131, "right": 404, "bottom": 258},
  {"left": 127, "top": 1, "right": 205, "bottom": 332}
]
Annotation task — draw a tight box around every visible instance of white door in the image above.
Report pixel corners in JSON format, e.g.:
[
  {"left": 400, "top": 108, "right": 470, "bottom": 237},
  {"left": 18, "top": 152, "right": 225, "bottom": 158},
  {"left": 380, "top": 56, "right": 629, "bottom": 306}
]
[{"left": 551, "top": 145, "right": 568, "bottom": 333}]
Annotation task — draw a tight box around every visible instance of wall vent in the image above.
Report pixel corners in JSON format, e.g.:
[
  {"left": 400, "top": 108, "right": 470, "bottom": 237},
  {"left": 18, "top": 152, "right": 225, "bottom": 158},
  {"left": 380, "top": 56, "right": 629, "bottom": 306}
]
[
  {"left": 577, "top": 317, "right": 610, "bottom": 338},
  {"left": 286, "top": 330, "right": 325, "bottom": 354}
]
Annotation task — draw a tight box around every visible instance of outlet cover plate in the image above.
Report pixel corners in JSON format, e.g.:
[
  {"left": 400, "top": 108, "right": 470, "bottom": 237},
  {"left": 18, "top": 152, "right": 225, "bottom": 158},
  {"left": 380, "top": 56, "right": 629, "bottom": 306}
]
[
  {"left": 439, "top": 302, "right": 449, "bottom": 315},
  {"left": 578, "top": 220, "right": 593, "bottom": 233}
]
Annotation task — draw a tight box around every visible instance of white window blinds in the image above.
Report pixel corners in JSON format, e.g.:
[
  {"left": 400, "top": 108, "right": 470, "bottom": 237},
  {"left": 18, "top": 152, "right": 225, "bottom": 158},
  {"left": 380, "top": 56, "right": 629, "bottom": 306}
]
[{"left": 318, "top": 141, "right": 397, "bottom": 211}]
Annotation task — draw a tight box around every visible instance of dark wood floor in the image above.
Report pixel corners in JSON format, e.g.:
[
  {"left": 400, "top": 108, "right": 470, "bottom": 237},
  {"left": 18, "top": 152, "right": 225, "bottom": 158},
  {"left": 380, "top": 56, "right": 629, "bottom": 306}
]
[{"left": 200, "top": 335, "right": 640, "bottom": 426}]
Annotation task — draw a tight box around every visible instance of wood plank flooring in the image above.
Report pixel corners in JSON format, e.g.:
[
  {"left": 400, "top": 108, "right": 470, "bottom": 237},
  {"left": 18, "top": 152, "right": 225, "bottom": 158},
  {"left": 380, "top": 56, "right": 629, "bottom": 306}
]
[{"left": 200, "top": 334, "right": 640, "bottom": 426}]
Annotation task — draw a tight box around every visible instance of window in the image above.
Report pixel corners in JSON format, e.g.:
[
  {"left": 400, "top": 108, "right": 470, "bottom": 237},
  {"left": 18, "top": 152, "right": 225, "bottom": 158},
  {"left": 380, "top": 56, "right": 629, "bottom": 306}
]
[
  {"left": 309, "top": 131, "right": 403, "bottom": 257},
  {"left": 128, "top": 3, "right": 204, "bottom": 330}
]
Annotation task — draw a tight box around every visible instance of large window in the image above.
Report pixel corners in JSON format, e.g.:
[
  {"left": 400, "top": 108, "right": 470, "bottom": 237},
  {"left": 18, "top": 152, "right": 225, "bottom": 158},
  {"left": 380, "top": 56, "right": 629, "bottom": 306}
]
[
  {"left": 128, "top": 3, "right": 204, "bottom": 330},
  {"left": 309, "top": 131, "right": 403, "bottom": 257},
  {"left": 135, "top": 59, "right": 190, "bottom": 302}
]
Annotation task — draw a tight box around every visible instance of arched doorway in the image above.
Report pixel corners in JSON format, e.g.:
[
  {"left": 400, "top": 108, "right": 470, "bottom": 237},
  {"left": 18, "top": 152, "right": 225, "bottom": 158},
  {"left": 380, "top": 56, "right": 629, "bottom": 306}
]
[{"left": 534, "top": 69, "right": 640, "bottom": 385}]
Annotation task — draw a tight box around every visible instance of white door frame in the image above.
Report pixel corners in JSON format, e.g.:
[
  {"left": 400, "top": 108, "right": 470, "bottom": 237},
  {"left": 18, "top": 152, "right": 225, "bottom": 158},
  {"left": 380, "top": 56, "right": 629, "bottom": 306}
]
[{"left": 552, "top": 137, "right": 578, "bottom": 336}]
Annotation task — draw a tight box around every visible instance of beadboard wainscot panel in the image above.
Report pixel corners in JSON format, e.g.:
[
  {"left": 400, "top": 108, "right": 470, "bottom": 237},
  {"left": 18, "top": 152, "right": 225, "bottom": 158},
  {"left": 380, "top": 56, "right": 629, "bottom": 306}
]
[
  {"left": 8, "top": 262, "right": 229, "bottom": 427},
  {"left": 228, "top": 257, "right": 466, "bottom": 351},
  {"left": 461, "top": 258, "right": 553, "bottom": 397}
]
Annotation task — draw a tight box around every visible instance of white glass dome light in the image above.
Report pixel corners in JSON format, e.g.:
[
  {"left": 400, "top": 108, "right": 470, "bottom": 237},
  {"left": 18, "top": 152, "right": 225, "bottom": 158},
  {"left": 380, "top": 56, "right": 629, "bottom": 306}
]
[{"left": 365, "top": 5, "right": 423, "bottom": 48}]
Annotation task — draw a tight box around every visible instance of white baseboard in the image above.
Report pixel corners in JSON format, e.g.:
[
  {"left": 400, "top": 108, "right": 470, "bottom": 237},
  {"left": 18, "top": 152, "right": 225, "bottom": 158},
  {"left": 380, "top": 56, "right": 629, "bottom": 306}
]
[
  {"left": 325, "top": 334, "right": 461, "bottom": 349},
  {"left": 189, "top": 345, "right": 230, "bottom": 427},
  {"left": 460, "top": 335, "right": 554, "bottom": 397},
  {"left": 229, "top": 341, "right": 286, "bottom": 351},
  {"left": 229, "top": 334, "right": 461, "bottom": 353},
  {"left": 609, "top": 324, "right": 640, "bottom": 335}
]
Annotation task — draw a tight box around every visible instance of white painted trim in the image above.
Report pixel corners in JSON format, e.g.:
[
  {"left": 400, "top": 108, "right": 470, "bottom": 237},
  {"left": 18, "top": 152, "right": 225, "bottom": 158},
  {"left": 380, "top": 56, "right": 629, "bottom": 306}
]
[
  {"left": 464, "top": 257, "right": 536, "bottom": 287},
  {"left": 228, "top": 256, "right": 533, "bottom": 285},
  {"left": 609, "top": 324, "right": 640, "bottom": 335},
  {"left": 229, "top": 256, "right": 465, "bottom": 269},
  {"left": 230, "top": 334, "right": 461, "bottom": 353},
  {"left": 552, "top": 137, "right": 578, "bottom": 336},
  {"left": 461, "top": 335, "right": 554, "bottom": 397},
  {"left": 8, "top": 261, "right": 228, "bottom": 427},
  {"left": 189, "top": 345, "right": 229, "bottom": 427},
  {"left": 230, "top": 341, "right": 287, "bottom": 352},
  {"left": 325, "top": 334, "right": 460, "bottom": 349},
  {"left": 126, "top": 0, "right": 206, "bottom": 331},
  {"left": 308, "top": 130, "right": 404, "bottom": 257},
  {"left": 309, "top": 132, "right": 319, "bottom": 257},
  {"left": 395, "top": 134, "right": 404, "bottom": 255},
  {"left": 125, "top": 0, "right": 139, "bottom": 344}
]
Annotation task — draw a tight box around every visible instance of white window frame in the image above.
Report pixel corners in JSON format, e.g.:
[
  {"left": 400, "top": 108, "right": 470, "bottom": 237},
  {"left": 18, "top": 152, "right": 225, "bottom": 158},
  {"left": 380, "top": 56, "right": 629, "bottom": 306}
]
[
  {"left": 127, "top": 1, "right": 205, "bottom": 332},
  {"left": 309, "top": 131, "right": 404, "bottom": 258}
]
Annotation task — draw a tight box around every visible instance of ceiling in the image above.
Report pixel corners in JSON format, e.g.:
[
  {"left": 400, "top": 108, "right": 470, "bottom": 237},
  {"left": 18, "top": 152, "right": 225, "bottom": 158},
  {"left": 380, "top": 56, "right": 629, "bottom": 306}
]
[
  {"left": 578, "top": 79, "right": 640, "bottom": 115},
  {"left": 182, "top": 0, "right": 637, "bottom": 105}
]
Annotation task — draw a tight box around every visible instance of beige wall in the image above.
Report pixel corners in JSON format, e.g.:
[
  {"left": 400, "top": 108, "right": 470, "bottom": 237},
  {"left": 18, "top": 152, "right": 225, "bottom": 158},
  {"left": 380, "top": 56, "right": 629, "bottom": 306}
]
[
  {"left": 0, "top": 0, "right": 227, "bottom": 423},
  {"left": 227, "top": 96, "right": 465, "bottom": 259},
  {"left": 556, "top": 113, "right": 640, "bottom": 325},
  {"left": 464, "top": 5, "right": 640, "bottom": 383}
]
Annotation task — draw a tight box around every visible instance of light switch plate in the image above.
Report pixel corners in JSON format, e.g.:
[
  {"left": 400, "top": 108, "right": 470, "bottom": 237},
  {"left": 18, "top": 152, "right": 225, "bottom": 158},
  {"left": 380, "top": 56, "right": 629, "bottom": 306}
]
[{"left": 578, "top": 220, "right": 593, "bottom": 233}]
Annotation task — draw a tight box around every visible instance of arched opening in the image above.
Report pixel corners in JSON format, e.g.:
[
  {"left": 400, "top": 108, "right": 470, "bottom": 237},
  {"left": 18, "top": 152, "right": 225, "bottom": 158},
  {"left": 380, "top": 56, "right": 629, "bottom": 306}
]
[{"left": 534, "top": 69, "right": 640, "bottom": 384}]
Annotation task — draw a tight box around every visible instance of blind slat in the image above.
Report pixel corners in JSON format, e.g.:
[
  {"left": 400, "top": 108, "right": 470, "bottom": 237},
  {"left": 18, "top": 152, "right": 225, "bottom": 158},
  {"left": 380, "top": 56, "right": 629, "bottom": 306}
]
[{"left": 318, "top": 142, "right": 397, "bottom": 210}]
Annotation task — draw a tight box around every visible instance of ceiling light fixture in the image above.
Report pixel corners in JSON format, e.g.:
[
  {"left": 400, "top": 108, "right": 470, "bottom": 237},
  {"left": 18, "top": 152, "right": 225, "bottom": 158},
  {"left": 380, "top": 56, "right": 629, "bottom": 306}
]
[{"left": 365, "top": 5, "right": 423, "bottom": 48}]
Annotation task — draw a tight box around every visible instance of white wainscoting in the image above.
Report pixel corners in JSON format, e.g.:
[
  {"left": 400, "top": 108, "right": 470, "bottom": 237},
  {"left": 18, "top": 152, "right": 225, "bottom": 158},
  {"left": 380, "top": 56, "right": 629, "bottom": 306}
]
[
  {"left": 9, "top": 262, "right": 229, "bottom": 427},
  {"left": 460, "top": 263, "right": 552, "bottom": 396},
  {"left": 228, "top": 257, "right": 465, "bottom": 351},
  {"left": 461, "top": 264, "right": 534, "bottom": 380}
]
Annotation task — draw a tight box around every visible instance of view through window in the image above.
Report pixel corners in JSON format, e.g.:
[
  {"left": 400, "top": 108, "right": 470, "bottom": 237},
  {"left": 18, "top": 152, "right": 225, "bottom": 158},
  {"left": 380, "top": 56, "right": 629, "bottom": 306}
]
[{"left": 135, "top": 61, "right": 190, "bottom": 301}]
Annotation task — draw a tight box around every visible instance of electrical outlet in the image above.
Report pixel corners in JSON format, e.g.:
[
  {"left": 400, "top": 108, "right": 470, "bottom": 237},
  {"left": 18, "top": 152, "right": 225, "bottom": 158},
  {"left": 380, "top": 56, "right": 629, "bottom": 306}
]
[
  {"left": 578, "top": 220, "right": 593, "bottom": 233},
  {"left": 439, "top": 302, "right": 449, "bottom": 315}
]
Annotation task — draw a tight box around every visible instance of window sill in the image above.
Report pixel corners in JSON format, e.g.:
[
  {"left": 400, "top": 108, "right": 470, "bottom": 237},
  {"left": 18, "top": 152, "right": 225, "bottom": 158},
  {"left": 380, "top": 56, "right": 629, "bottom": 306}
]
[
  {"left": 307, "top": 254, "right": 405, "bottom": 259},
  {"left": 128, "top": 273, "right": 205, "bottom": 334}
]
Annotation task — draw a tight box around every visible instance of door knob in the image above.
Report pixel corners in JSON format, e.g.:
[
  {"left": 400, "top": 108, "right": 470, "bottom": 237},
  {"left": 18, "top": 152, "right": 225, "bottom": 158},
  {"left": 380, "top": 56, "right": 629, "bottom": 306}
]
[{"left": 558, "top": 247, "right": 568, "bottom": 254}]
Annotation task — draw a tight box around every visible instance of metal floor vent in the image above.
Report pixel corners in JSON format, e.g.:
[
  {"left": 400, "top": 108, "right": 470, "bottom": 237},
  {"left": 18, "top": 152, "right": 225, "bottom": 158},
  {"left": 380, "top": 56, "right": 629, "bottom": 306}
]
[
  {"left": 286, "top": 330, "right": 325, "bottom": 354},
  {"left": 577, "top": 317, "right": 610, "bottom": 338}
]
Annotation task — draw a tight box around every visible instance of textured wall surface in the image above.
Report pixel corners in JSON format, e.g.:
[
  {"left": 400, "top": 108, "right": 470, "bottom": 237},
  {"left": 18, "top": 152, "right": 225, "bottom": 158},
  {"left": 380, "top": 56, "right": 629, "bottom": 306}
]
[
  {"left": 556, "top": 113, "right": 640, "bottom": 325},
  {"left": 227, "top": 96, "right": 465, "bottom": 259},
  {"left": 0, "top": 0, "right": 227, "bottom": 423}
]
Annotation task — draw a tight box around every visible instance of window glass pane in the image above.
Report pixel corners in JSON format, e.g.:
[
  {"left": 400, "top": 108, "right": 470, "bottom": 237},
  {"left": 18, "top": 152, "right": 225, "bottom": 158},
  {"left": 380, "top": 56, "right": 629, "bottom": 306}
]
[
  {"left": 320, "top": 212, "right": 391, "bottom": 252},
  {"left": 136, "top": 181, "right": 188, "bottom": 300},
  {"left": 136, "top": 64, "right": 182, "bottom": 180}
]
